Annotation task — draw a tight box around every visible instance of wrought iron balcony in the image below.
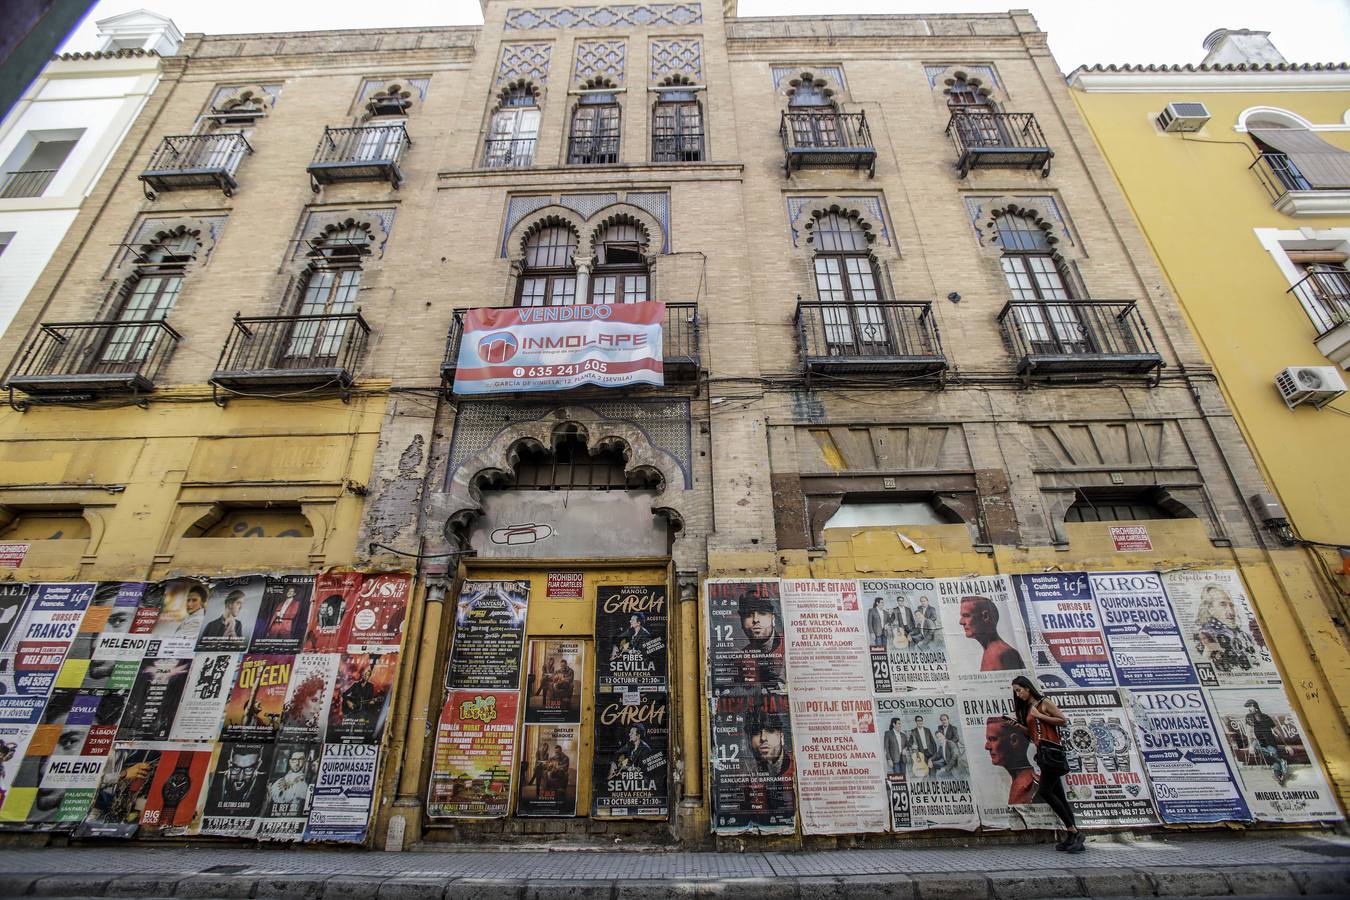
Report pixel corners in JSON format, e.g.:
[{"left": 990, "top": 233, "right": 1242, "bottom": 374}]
[
  {"left": 442, "top": 302, "right": 700, "bottom": 387},
  {"left": 482, "top": 137, "right": 536, "bottom": 169},
  {"left": 567, "top": 134, "right": 620, "bottom": 165},
  {"left": 307, "top": 124, "right": 411, "bottom": 191},
  {"left": 210, "top": 311, "right": 370, "bottom": 402},
  {"left": 780, "top": 111, "right": 876, "bottom": 177},
  {"left": 1249, "top": 152, "right": 1350, "bottom": 215},
  {"left": 1249, "top": 152, "right": 1312, "bottom": 202},
  {"left": 139, "top": 133, "right": 252, "bottom": 199},
  {"left": 0, "top": 168, "right": 57, "bottom": 199},
  {"left": 794, "top": 301, "right": 946, "bottom": 383},
  {"left": 652, "top": 132, "right": 704, "bottom": 163},
  {"left": 4, "top": 319, "right": 180, "bottom": 408},
  {"left": 1289, "top": 265, "right": 1350, "bottom": 368},
  {"left": 998, "top": 300, "right": 1163, "bottom": 380},
  {"left": 946, "top": 111, "right": 1053, "bottom": 177}
]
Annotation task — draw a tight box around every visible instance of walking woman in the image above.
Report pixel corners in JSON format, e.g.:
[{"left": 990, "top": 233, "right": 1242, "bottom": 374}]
[{"left": 1010, "top": 675, "right": 1084, "bottom": 852}]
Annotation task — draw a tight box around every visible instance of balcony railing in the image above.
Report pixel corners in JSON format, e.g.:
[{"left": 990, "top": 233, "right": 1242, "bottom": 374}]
[
  {"left": 139, "top": 133, "right": 252, "bottom": 199},
  {"left": 4, "top": 319, "right": 180, "bottom": 407},
  {"left": 0, "top": 169, "right": 57, "bottom": 199},
  {"left": 1249, "top": 152, "right": 1312, "bottom": 203},
  {"left": 794, "top": 301, "right": 946, "bottom": 383},
  {"left": 442, "top": 302, "right": 700, "bottom": 387},
  {"left": 998, "top": 300, "right": 1163, "bottom": 380},
  {"left": 567, "top": 134, "right": 620, "bottom": 165},
  {"left": 946, "top": 111, "right": 1053, "bottom": 177},
  {"left": 1288, "top": 266, "right": 1350, "bottom": 335},
  {"left": 780, "top": 111, "right": 876, "bottom": 177},
  {"left": 308, "top": 124, "right": 411, "bottom": 190},
  {"left": 211, "top": 311, "right": 370, "bottom": 402},
  {"left": 652, "top": 132, "right": 704, "bottom": 163},
  {"left": 482, "top": 137, "right": 536, "bottom": 169}
]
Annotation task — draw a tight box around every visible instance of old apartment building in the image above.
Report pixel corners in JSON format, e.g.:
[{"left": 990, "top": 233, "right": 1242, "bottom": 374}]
[{"left": 0, "top": 2, "right": 1343, "bottom": 848}]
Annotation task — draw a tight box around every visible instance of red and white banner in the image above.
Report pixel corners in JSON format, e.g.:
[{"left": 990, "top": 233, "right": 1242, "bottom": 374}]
[{"left": 452, "top": 302, "right": 665, "bottom": 394}]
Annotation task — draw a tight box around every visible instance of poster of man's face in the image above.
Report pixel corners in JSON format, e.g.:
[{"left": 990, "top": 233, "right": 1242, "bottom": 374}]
[
  {"left": 957, "top": 595, "right": 1027, "bottom": 673},
  {"left": 195, "top": 577, "right": 266, "bottom": 653},
  {"left": 524, "top": 640, "right": 584, "bottom": 724},
  {"left": 262, "top": 743, "right": 318, "bottom": 819},
  {"left": 205, "top": 742, "right": 271, "bottom": 816}
]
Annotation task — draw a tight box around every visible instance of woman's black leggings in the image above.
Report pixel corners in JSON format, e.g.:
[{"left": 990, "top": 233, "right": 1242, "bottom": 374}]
[{"left": 1038, "top": 773, "right": 1076, "bottom": 829}]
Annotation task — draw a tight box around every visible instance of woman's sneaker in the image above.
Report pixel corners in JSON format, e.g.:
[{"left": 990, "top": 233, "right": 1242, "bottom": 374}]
[
  {"left": 1054, "top": 833, "right": 1074, "bottom": 851},
  {"left": 1066, "top": 832, "right": 1087, "bottom": 853}
]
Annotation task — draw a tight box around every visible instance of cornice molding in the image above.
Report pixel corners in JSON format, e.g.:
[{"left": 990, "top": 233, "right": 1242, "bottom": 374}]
[{"left": 1068, "top": 69, "right": 1350, "bottom": 93}]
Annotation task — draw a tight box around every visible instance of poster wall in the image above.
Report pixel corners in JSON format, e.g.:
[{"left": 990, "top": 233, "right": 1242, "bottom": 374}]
[
  {"left": 1208, "top": 686, "right": 1340, "bottom": 822},
  {"left": 1164, "top": 570, "right": 1280, "bottom": 689},
  {"left": 0, "top": 572, "right": 411, "bottom": 844}
]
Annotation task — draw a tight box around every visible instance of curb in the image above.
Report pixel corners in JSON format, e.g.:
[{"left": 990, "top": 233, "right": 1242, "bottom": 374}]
[{"left": 0, "top": 863, "right": 1347, "bottom": 899}]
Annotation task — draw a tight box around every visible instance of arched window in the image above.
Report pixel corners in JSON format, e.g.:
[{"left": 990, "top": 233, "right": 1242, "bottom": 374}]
[
  {"left": 568, "top": 93, "right": 621, "bottom": 165},
  {"left": 946, "top": 76, "right": 993, "bottom": 112},
  {"left": 995, "top": 211, "right": 1087, "bottom": 354},
  {"left": 103, "top": 229, "right": 199, "bottom": 362},
  {"left": 517, "top": 225, "right": 579, "bottom": 307},
  {"left": 365, "top": 83, "right": 413, "bottom": 119},
  {"left": 485, "top": 84, "right": 540, "bottom": 169},
  {"left": 811, "top": 212, "right": 888, "bottom": 353},
  {"left": 652, "top": 90, "right": 703, "bottom": 162},
  {"left": 590, "top": 222, "right": 648, "bottom": 304},
  {"left": 946, "top": 76, "right": 1005, "bottom": 148},
  {"left": 287, "top": 224, "right": 372, "bottom": 362},
  {"left": 786, "top": 77, "right": 841, "bottom": 148}
]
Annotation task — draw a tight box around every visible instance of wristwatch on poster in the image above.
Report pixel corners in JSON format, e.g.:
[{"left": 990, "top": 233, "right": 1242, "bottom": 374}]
[
  {"left": 159, "top": 761, "right": 194, "bottom": 823},
  {"left": 1107, "top": 718, "right": 1131, "bottom": 771},
  {"left": 1068, "top": 724, "right": 1096, "bottom": 773}
]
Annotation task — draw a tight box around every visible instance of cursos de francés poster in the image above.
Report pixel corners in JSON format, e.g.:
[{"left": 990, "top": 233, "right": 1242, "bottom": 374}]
[{"left": 1013, "top": 573, "right": 1113, "bottom": 690}]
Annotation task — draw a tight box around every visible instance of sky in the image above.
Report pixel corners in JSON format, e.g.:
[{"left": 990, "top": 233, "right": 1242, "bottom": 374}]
[{"left": 62, "top": 0, "right": 1350, "bottom": 73}]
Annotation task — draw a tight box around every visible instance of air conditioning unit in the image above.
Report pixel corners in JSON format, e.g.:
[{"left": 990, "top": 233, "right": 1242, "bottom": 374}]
[
  {"left": 1275, "top": 366, "right": 1347, "bottom": 409},
  {"left": 1157, "top": 101, "right": 1211, "bottom": 132}
]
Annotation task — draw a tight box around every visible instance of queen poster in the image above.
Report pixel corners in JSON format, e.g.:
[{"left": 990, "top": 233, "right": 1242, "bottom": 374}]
[{"left": 595, "top": 585, "right": 667, "bottom": 692}]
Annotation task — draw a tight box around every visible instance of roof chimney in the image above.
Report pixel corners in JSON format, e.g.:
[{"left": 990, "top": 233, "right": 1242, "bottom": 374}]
[{"left": 1201, "top": 28, "right": 1286, "bottom": 66}]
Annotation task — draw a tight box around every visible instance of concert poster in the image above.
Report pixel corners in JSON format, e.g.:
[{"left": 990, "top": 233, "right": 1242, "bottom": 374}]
[
  {"left": 139, "top": 744, "right": 212, "bottom": 836},
  {"left": 709, "top": 690, "right": 795, "bottom": 834},
  {"left": 591, "top": 691, "right": 669, "bottom": 819},
  {"left": 279, "top": 652, "right": 341, "bottom": 743},
  {"left": 859, "top": 579, "right": 948, "bottom": 693},
  {"left": 74, "top": 743, "right": 161, "bottom": 838},
  {"left": 200, "top": 741, "right": 273, "bottom": 837},
  {"left": 446, "top": 580, "right": 530, "bottom": 691},
  {"left": 517, "top": 723, "right": 579, "bottom": 816},
  {"left": 0, "top": 583, "right": 31, "bottom": 653},
  {"left": 195, "top": 575, "right": 266, "bottom": 654},
  {"left": 524, "top": 639, "right": 583, "bottom": 724},
  {"left": 1054, "top": 689, "right": 1158, "bottom": 828},
  {"left": 146, "top": 577, "right": 212, "bottom": 655},
  {"left": 221, "top": 653, "right": 294, "bottom": 743},
  {"left": 18, "top": 752, "right": 107, "bottom": 829},
  {"left": 595, "top": 585, "right": 667, "bottom": 692},
  {"left": 28, "top": 688, "right": 120, "bottom": 758},
  {"left": 705, "top": 579, "right": 785, "bottom": 696},
  {"left": 1165, "top": 569, "right": 1281, "bottom": 689},
  {"left": 1013, "top": 573, "right": 1114, "bottom": 690},
  {"left": 936, "top": 576, "right": 1033, "bottom": 688},
  {"left": 327, "top": 652, "right": 397, "bottom": 745},
  {"left": 958, "top": 688, "right": 1058, "bottom": 831},
  {"left": 304, "top": 572, "right": 360, "bottom": 653},
  {"left": 874, "top": 693, "right": 978, "bottom": 832},
  {"left": 346, "top": 573, "right": 410, "bottom": 654},
  {"left": 116, "top": 656, "right": 191, "bottom": 742},
  {"left": 303, "top": 742, "right": 379, "bottom": 843},
  {"left": 169, "top": 652, "right": 242, "bottom": 742},
  {"left": 251, "top": 575, "right": 314, "bottom": 655},
  {"left": 427, "top": 690, "right": 519, "bottom": 818},
  {"left": 257, "top": 742, "right": 321, "bottom": 841}
]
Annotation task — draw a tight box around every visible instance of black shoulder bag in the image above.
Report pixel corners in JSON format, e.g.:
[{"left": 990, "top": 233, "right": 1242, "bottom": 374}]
[{"left": 1032, "top": 703, "right": 1068, "bottom": 776}]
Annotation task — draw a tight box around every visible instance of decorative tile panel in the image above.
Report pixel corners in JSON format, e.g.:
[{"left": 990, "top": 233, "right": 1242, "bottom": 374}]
[
  {"left": 358, "top": 76, "right": 431, "bottom": 103},
  {"left": 573, "top": 40, "right": 626, "bottom": 84},
  {"left": 925, "top": 64, "right": 1000, "bottom": 88},
  {"left": 963, "top": 195, "right": 1072, "bottom": 247},
  {"left": 448, "top": 399, "right": 692, "bottom": 489},
  {"left": 292, "top": 207, "right": 397, "bottom": 261},
  {"left": 786, "top": 196, "right": 891, "bottom": 248},
  {"left": 650, "top": 38, "right": 702, "bottom": 82},
  {"left": 502, "top": 191, "right": 670, "bottom": 256},
  {"left": 771, "top": 65, "right": 846, "bottom": 92},
  {"left": 505, "top": 4, "right": 702, "bottom": 30},
  {"left": 496, "top": 43, "right": 553, "bottom": 85}
]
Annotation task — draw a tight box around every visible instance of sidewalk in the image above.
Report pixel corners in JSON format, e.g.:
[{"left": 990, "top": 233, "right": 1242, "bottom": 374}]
[{"left": 0, "top": 831, "right": 1346, "bottom": 899}]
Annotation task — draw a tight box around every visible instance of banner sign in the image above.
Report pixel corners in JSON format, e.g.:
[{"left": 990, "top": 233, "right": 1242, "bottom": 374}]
[
  {"left": 1091, "top": 572, "right": 1196, "bottom": 688},
  {"left": 591, "top": 691, "right": 669, "bottom": 819},
  {"left": 874, "top": 693, "right": 978, "bottom": 832},
  {"left": 1164, "top": 570, "right": 1280, "bottom": 689},
  {"left": 1055, "top": 689, "right": 1158, "bottom": 827},
  {"left": 709, "top": 690, "right": 795, "bottom": 834},
  {"left": 1207, "top": 686, "right": 1341, "bottom": 823},
  {"left": 427, "top": 690, "right": 519, "bottom": 819},
  {"left": 860, "top": 579, "right": 947, "bottom": 691},
  {"left": 1014, "top": 574, "right": 1113, "bottom": 690},
  {"left": 1127, "top": 687, "right": 1249, "bottom": 823},
  {"left": 517, "top": 723, "right": 579, "bottom": 816},
  {"left": 452, "top": 302, "right": 665, "bottom": 395},
  {"left": 447, "top": 581, "right": 530, "bottom": 691}
]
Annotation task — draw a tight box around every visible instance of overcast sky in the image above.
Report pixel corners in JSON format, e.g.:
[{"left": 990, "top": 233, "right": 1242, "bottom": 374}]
[{"left": 62, "top": 0, "right": 1350, "bottom": 73}]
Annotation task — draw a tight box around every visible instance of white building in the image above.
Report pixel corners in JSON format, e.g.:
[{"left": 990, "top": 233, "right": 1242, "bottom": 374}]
[{"left": 0, "top": 10, "right": 182, "bottom": 337}]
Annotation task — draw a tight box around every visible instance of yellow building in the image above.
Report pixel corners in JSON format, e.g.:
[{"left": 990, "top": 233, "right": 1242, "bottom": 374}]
[{"left": 1070, "top": 26, "right": 1350, "bottom": 785}]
